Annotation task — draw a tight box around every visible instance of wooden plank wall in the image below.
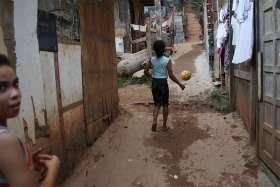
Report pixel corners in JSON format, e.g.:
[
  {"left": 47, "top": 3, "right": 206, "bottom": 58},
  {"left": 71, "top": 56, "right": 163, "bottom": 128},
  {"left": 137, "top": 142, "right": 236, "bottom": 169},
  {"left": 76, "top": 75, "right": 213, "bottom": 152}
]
[{"left": 80, "top": 0, "right": 119, "bottom": 145}]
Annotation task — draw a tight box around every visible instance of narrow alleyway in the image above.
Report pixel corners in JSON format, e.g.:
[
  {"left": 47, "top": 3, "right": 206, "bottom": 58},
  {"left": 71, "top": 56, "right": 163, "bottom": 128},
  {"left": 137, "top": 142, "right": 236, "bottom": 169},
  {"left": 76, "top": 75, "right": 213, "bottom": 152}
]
[
  {"left": 185, "top": 6, "right": 201, "bottom": 42},
  {"left": 61, "top": 8, "right": 273, "bottom": 187}
]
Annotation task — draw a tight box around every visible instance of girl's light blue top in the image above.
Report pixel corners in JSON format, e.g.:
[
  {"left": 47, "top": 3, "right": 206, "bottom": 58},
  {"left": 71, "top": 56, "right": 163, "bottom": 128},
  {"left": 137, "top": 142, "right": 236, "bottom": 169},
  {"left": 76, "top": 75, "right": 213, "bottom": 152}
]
[{"left": 151, "top": 56, "right": 170, "bottom": 79}]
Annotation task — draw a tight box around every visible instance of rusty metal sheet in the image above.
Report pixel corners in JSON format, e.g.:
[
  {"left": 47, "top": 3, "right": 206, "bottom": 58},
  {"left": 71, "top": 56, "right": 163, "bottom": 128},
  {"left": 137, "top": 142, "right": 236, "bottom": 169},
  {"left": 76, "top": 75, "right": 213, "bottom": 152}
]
[{"left": 80, "top": 0, "right": 119, "bottom": 145}]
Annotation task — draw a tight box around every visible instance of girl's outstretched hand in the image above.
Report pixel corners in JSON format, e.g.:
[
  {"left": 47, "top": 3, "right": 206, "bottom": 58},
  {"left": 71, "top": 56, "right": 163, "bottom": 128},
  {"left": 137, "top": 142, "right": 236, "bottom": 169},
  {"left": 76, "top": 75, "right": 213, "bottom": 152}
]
[{"left": 180, "top": 83, "right": 185, "bottom": 90}]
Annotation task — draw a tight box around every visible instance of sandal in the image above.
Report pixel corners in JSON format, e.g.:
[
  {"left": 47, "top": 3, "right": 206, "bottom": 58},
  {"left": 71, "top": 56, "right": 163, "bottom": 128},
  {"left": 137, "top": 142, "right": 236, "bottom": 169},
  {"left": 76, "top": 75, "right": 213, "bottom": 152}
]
[
  {"left": 161, "top": 126, "right": 170, "bottom": 132},
  {"left": 151, "top": 124, "right": 157, "bottom": 132}
]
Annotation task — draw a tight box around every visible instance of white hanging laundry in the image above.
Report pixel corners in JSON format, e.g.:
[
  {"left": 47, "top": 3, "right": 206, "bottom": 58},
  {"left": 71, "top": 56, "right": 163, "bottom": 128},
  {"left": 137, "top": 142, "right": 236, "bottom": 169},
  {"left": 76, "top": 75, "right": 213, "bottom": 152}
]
[
  {"left": 236, "top": 0, "right": 245, "bottom": 23},
  {"left": 236, "top": 0, "right": 251, "bottom": 24},
  {"left": 223, "top": 3, "right": 229, "bottom": 16},
  {"left": 231, "top": 0, "right": 240, "bottom": 45},
  {"left": 231, "top": 17, "right": 240, "bottom": 45},
  {"left": 219, "top": 4, "right": 229, "bottom": 22},
  {"left": 243, "top": 0, "right": 252, "bottom": 20},
  {"left": 130, "top": 24, "right": 147, "bottom": 32},
  {"left": 232, "top": 0, "right": 238, "bottom": 11},
  {"left": 232, "top": 0, "right": 254, "bottom": 64},
  {"left": 219, "top": 9, "right": 224, "bottom": 22},
  {"left": 216, "top": 8, "right": 230, "bottom": 49},
  {"left": 216, "top": 23, "right": 226, "bottom": 48}
]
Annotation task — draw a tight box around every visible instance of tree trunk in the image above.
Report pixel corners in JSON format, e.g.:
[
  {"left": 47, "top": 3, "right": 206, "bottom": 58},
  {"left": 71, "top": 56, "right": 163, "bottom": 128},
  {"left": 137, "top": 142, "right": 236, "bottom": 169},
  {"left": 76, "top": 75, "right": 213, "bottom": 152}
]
[{"left": 117, "top": 49, "right": 150, "bottom": 75}]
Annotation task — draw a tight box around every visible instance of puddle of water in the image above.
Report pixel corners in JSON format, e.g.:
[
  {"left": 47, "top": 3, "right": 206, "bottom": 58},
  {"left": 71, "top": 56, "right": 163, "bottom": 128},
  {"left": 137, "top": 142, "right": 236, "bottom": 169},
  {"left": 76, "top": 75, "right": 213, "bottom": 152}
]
[
  {"left": 193, "top": 51, "right": 211, "bottom": 81},
  {"left": 170, "top": 45, "right": 213, "bottom": 103}
]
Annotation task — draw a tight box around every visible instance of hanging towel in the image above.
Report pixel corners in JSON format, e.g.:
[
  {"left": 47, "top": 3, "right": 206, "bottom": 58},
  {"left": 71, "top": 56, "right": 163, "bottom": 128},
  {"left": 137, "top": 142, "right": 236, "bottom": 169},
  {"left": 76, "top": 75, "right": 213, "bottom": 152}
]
[
  {"left": 216, "top": 23, "right": 228, "bottom": 48},
  {"left": 231, "top": 0, "right": 240, "bottom": 45},
  {"left": 232, "top": 1, "right": 254, "bottom": 64}
]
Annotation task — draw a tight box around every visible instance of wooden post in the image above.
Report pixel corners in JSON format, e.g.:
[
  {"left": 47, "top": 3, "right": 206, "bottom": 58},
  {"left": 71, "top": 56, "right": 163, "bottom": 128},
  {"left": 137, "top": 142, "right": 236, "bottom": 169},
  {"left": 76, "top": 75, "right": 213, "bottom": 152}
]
[
  {"left": 155, "top": 0, "right": 162, "bottom": 39},
  {"left": 250, "top": 0, "right": 260, "bottom": 144},
  {"left": 146, "top": 17, "right": 152, "bottom": 56},
  {"left": 172, "top": 7, "right": 175, "bottom": 47},
  {"left": 228, "top": 0, "right": 235, "bottom": 111}
]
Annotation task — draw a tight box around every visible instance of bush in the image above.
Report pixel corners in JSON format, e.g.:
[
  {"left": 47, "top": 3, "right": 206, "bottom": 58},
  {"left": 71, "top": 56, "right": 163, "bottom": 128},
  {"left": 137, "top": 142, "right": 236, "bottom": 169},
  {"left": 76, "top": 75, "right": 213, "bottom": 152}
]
[
  {"left": 208, "top": 88, "right": 230, "bottom": 113},
  {"left": 118, "top": 74, "right": 151, "bottom": 88}
]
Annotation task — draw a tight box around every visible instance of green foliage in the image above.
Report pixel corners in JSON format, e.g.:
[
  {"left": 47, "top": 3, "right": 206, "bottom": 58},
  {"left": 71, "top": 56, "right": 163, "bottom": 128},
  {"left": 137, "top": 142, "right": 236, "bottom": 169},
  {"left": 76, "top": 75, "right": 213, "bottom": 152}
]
[
  {"left": 208, "top": 88, "right": 231, "bottom": 113},
  {"left": 118, "top": 74, "right": 151, "bottom": 88},
  {"left": 191, "top": 0, "right": 203, "bottom": 18}
]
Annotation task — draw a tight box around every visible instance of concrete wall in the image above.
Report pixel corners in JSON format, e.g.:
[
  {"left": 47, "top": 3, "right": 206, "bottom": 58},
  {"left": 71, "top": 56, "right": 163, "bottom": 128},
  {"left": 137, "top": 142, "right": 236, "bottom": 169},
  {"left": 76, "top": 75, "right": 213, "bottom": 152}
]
[{"left": 13, "top": 0, "right": 45, "bottom": 142}]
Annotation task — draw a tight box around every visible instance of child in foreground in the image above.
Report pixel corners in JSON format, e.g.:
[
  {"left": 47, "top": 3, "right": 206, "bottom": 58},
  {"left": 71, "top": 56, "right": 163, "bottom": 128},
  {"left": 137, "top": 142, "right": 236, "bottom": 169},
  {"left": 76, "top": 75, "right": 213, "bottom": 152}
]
[{"left": 0, "top": 54, "right": 60, "bottom": 187}]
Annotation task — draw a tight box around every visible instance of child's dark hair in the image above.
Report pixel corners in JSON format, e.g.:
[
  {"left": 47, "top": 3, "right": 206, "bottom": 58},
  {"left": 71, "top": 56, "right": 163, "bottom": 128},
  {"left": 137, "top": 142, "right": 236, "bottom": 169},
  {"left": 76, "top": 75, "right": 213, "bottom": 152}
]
[
  {"left": 153, "top": 40, "right": 166, "bottom": 57},
  {"left": 0, "top": 54, "right": 11, "bottom": 67}
]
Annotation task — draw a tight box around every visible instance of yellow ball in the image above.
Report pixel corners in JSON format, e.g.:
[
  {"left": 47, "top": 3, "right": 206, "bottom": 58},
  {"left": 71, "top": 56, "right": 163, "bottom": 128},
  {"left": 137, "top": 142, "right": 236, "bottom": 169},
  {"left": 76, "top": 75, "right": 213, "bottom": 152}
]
[{"left": 180, "top": 70, "right": 192, "bottom": 81}]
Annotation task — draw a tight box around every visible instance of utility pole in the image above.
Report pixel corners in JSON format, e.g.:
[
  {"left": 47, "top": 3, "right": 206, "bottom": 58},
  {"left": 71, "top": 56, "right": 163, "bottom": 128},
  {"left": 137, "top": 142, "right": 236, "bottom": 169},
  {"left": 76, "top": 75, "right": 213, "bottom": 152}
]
[{"left": 155, "top": 0, "right": 162, "bottom": 39}]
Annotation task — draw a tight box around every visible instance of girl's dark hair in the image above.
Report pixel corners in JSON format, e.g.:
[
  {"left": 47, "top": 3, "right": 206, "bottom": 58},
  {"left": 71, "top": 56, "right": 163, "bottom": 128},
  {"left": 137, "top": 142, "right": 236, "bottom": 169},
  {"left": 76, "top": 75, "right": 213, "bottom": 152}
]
[
  {"left": 153, "top": 40, "right": 165, "bottom": 57},
  {"left": 0, "top": 54, "right": 11, "bottom": 67}
]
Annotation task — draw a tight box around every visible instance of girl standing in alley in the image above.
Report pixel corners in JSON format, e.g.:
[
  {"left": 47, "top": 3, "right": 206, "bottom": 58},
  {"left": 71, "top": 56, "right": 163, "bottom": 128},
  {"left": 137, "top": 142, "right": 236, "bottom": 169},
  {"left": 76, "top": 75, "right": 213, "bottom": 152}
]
[
  {"left": 0, "top": 54, "right": 60, "bottom": 187},
  {"left": 144, "top": 40, "right": 185, "bottom": 132}
]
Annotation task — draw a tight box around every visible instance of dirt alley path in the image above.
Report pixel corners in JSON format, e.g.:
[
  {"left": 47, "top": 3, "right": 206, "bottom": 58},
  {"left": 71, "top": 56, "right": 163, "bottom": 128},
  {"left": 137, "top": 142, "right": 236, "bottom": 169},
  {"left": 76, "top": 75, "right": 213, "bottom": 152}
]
[
  {"left": 61, "top": 8, "right": 274, "bottom": 187},
  {"left": 61, "top": 41, "right": 270, "bottom": 187}
]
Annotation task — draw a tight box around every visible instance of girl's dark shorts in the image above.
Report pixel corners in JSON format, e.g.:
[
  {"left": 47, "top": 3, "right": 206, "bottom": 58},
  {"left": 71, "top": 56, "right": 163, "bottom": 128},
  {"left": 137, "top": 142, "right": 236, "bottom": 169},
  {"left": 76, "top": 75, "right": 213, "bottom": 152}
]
[{"left": 152, "top": 78, "right": 169, "bottom": 106}]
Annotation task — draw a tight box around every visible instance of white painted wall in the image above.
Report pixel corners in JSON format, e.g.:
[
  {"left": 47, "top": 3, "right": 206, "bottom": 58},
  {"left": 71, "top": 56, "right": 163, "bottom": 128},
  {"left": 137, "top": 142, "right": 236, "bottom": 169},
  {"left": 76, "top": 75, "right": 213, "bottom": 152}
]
[
  {"left": 9, "top": 1, "right": 84, "bottom": 143},
  {"left": 40, "top": 52, "right": 59, "bottom": 130},
  {"left": 13, "top": 0, "right": 45, "bottom": 142},
  {"left": 58, "top": 44, "right": 83, "bottom": 107}
]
